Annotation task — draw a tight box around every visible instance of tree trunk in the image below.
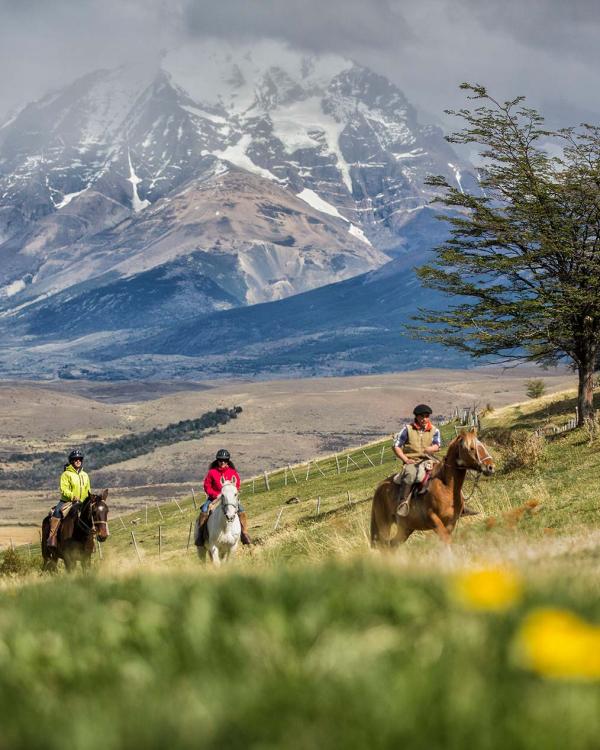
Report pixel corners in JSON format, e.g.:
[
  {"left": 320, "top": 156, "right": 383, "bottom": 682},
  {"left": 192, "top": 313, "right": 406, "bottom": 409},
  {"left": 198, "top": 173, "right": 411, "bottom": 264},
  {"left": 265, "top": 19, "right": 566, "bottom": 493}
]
[{"left": 577, "top": 358, "right": 596, "bottom": 426}]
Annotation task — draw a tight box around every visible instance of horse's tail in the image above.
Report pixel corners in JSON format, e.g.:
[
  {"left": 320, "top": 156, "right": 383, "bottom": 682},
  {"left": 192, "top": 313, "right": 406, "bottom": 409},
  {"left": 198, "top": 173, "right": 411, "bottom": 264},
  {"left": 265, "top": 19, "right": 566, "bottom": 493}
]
[
  {"left": 41, "top": 516, "right": 49, "bottom": 558},
  {"left": 370, "top": 491, "right": 382, "bottom": 547}
]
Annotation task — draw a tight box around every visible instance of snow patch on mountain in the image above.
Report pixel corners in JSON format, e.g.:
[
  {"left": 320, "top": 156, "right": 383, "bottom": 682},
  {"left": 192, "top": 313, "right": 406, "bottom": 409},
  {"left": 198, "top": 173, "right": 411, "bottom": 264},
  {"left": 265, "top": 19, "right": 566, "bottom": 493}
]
[
  {"left": 214, "top": 134, "right": 282, "bottom": 183},
  {"left": 55, "top": 188, "right": 88, "bottom": 209},
  {"left": 348, "top": 224, "right": 371, "bottom": 246},
  {"left": 127, "top": 151, "right": 150, "bottom": 212},
  {"left": 296, "top": 188, "right": 346, "bottom": 220}
]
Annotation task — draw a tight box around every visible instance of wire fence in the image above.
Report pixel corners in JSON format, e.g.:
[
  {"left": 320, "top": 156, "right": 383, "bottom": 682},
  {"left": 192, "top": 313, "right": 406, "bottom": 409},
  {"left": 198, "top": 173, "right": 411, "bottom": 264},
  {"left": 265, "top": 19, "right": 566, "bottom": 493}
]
[{"left": 0, "top": 440, "right": 396, "bottom": 568}]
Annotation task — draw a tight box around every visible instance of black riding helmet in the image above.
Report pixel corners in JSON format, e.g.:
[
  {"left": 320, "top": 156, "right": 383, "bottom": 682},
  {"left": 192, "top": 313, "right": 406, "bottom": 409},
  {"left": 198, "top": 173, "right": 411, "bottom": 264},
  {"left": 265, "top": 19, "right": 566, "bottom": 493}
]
[
  {"left": 413, "top": 404, "right": 433, "bottom": 416},
  {"left": 215, "top": 448, "right": 231, "bottom": 462},
  {"left": 68, "top": 448, "right": 84, "bottom": 463}
]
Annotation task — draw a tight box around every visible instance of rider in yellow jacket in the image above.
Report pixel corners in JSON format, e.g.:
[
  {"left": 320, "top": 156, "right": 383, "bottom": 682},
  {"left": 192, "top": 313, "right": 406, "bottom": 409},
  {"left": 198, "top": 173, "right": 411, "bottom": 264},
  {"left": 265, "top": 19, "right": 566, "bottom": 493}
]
[{"left": 47, "top": 448, "right": 91, "bottom": 547}]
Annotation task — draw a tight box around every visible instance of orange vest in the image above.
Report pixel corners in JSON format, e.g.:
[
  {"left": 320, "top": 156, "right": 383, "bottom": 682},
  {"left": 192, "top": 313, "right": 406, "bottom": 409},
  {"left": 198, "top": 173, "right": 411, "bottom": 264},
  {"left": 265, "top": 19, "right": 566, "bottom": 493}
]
[{"left": 403, "top": 424, "right": 436, "bottom": 457}]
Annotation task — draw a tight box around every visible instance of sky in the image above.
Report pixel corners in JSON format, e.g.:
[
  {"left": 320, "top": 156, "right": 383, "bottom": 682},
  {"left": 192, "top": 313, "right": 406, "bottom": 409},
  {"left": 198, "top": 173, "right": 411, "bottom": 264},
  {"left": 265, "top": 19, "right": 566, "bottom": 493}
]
[{"left": 1, "top": 0, "right": 599, "bottom": 130}]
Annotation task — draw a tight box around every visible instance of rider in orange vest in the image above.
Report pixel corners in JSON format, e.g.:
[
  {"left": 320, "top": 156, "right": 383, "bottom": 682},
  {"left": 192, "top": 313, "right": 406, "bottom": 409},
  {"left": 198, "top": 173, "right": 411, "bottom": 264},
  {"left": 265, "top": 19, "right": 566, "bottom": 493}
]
[{"left": 392, "top": 404, "right": 441, "bottom": 516}]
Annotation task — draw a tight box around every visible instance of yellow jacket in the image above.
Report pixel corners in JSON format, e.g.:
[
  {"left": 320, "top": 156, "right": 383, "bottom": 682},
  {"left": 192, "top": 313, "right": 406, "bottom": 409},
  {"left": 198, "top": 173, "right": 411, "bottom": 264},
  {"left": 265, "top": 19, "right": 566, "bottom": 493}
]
[{"left": 60, "top": 464, "right": 91, "bottom": 503}]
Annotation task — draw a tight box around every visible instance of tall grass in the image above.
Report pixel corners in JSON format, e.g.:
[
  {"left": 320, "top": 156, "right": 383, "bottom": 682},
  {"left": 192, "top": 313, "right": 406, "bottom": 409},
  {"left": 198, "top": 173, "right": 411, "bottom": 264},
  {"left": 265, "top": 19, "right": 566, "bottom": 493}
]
[{"left": 1, "top": 563, "right": 599, "bottom": 750}]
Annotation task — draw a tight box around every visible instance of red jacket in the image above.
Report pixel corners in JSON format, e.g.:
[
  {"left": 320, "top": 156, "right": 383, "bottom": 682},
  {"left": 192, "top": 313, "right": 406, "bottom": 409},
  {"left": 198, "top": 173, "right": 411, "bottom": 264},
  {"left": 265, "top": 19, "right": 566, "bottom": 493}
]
[{"left": 203, "top": 466, "right": 241, "bottom": 500}]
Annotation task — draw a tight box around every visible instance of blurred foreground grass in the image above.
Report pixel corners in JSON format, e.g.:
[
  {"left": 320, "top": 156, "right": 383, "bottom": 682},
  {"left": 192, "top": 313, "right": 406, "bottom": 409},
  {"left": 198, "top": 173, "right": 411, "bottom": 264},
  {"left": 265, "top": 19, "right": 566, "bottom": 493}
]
[
  {"left": 1, "top": 389, "right": 600, "bottom": 748},
  {"left": 1, "top": 561, "right": 599, "bottom": 750}
]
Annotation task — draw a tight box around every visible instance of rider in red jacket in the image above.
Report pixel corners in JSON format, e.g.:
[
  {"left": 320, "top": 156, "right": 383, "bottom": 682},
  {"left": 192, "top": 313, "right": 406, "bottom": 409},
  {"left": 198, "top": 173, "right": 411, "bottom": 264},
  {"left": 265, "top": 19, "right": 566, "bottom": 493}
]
[{"left": 197, "top": 449, "right": 251, "bottom": 545}]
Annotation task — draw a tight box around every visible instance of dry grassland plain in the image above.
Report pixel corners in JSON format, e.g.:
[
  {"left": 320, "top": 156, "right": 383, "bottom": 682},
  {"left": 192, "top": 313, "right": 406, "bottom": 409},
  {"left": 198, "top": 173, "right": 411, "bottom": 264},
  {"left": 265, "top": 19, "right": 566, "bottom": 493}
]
[{"left": 0, "top": 367, "right": 575, "bottom": 535}]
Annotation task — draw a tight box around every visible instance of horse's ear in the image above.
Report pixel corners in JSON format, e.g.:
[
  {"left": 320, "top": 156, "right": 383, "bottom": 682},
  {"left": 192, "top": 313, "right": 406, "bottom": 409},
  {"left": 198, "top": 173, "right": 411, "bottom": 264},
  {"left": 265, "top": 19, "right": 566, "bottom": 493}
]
[
  {"left": 220, "top": 475, "right": 226, "bottom": 485},
  {"left": 102, "top": 488, "right": 109, "bottom": 501}
]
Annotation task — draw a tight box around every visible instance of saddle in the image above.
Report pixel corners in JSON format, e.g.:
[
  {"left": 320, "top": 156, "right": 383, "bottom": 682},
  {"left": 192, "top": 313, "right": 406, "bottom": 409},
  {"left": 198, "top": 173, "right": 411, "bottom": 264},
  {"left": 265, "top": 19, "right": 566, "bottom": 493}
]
[
  {"left": 196, "top": 499, "right": 221, "bottom": 546},
  {"left": 48, "top": 504, "right": 80, "bottom": 543},
  {"left": 392, "top": 459, "right": 435, "bottom": 497}
]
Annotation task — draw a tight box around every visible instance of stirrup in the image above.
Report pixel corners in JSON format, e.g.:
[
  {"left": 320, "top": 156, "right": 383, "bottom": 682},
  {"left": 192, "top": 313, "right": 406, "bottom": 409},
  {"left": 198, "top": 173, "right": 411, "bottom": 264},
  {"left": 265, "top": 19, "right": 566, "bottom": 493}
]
[{"left": 396, "top": 500, "right": 410, "bottom": 517}]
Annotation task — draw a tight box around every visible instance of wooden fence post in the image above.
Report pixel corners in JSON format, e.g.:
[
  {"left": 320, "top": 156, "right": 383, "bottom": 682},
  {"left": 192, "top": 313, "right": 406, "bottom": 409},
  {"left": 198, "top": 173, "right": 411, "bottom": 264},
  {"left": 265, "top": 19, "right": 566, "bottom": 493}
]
[
  {"left": 191, "top": 488, "right": 198, "bottom": 510},
  {"left": 335, "top": 455, "right": 341, "bottom": 474},
  {"left": 305, "top": 462, "right": 311, "bottom": 481},
  {"left": 131, "top": 531, "right": 142, "bottom": 563},
  {"left": 155, "top": 503, "right": 164, "bottom": 521},
  {"left": 273, "top": 507, "right": 284, "bottom": 531},
  {"left": 263, "top": 471, "right": 270, "bottom": 491},
  {"left": 316, "top": 496, "right": 321, "bottom": 514},
  {"left": 347, "top": 454, "right": 361, "bottom": 470},
  {"left": 380, "top": 445, "right": 385, "bottom": 465},
  {"left": 284, "top": 466, "right": 288, "bottom": 486},
  {"left": 174, "top": 499, "right": 184, "bottom": 515},
  {"left": 362, "top": 450, "right": 375, "bottom": 467},
  {"left": 187, "top": 521, "right": 194, "bottom": 550}
]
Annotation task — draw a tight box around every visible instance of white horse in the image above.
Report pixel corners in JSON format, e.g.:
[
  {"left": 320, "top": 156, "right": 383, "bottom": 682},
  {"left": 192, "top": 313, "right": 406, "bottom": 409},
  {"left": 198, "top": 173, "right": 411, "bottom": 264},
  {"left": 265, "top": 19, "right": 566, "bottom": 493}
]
[{"left": 195, "top": 479, "right": 241, "bottom": 566}]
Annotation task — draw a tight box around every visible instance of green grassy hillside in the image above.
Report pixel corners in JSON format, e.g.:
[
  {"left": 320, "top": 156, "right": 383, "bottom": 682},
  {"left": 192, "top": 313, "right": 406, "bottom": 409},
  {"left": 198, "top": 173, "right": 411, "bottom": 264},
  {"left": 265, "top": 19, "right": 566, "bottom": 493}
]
[{"left": 1, "top": 389, "right": 599, "bottom": 749}]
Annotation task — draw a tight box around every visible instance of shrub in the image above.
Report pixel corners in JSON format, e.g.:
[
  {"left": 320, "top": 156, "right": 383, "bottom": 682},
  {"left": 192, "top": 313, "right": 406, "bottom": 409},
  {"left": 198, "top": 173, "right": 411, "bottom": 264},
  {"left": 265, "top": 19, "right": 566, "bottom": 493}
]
[
  {"left": 0, "top": 547, "right": 28, "bottom": 576},
  {"left": 526, "top": 379, "right": 546, "bottom": 399},
  {"left": 502, "top": 429, "right": 547, "bottom": 472}
]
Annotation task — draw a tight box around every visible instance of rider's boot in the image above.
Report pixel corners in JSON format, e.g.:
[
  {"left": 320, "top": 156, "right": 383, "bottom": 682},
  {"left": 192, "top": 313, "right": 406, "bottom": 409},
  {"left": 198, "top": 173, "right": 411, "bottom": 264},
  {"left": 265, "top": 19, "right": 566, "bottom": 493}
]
[
  {"left": 238, "top": 511, "right": 252, "bottom": 545},
  {"left": 47, "top": 516, "right": 61, "bottom": 548},
  {"left": 195, "top": 511, "right": 210, "bottom": 546},
  {"left": 396, "top": 484, "right": 412, "bottom": 518}
]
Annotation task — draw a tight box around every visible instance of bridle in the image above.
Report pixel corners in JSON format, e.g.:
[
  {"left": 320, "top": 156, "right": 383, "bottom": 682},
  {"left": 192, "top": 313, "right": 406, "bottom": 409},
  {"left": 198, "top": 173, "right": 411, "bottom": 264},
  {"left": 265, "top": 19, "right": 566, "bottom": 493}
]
[
  {"left": 445, "top": 437, "right": 494, "bottom": 474},
  {"left": 77, "top": 497, "right": 110, "bottom": 537},
  {"left": 221, "top": 496, "right": 239, "bottom": 523}
]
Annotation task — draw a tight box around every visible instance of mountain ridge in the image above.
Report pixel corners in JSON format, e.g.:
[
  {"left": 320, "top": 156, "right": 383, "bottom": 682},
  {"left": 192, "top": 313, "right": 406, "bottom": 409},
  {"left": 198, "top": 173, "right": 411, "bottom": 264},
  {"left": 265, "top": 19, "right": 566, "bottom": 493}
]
[{"left": 0, "top": 41, "right": 476, "bottom": 378}]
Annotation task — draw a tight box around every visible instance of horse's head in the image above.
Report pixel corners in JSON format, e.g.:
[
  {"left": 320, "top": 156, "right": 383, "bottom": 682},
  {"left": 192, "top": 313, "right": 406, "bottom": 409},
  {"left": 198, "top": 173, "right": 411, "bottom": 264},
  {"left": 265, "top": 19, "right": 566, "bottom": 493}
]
[
  {"left": 90, "top": 489, "right": 110, "bottom": 541},
  {"left": 219, "top": 480, "right": 239, "bottom": 522},
  {"left": 454, "top": 431, "right": 495, "bottom": 476}
]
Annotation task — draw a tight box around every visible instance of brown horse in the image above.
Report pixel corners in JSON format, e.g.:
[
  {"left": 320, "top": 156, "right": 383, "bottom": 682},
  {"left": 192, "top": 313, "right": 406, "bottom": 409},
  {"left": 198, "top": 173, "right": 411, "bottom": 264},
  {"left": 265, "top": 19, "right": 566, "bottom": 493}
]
[
  {"left": 370, "top": 430, "right": 494, "bottom": 547},
  {"left": 41, "top": 490, "right": 110, "bottom": 571}
]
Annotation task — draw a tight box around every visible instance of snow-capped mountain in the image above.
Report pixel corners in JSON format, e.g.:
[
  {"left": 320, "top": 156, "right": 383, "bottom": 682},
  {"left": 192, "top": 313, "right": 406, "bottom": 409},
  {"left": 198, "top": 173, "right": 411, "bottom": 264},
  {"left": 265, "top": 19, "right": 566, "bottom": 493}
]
[{"left": 0, "top": 40, "right": 476, "bottom": 377}]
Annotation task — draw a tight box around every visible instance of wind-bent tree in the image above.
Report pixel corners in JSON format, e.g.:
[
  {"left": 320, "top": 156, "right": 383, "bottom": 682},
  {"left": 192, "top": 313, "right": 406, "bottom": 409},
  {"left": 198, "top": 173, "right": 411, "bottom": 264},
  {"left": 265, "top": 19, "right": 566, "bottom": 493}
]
[{"left": 415, "top": 84, "right": 600, "bottom": 425}]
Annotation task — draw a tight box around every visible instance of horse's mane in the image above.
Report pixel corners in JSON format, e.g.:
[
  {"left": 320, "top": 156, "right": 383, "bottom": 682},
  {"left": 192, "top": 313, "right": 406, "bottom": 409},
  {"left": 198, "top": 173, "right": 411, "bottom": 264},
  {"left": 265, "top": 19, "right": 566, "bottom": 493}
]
[{"left": 431, "top": 430, "right": 478, "bottom": 477}]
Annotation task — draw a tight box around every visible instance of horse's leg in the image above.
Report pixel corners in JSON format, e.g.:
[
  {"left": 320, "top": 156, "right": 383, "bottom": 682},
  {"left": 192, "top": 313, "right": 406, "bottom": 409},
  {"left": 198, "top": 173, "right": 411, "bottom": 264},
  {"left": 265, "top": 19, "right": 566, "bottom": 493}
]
[
  {"left": 43, "top": 555, "right": 58, "bottom": 573},
  {"left": 428, "top": 510, "right": 452, "bottom": 544},
  {"left": 390, "top": 523, "right": 413, "bottom": 548},
  {"left": 208, "top": 546, "right": 220, "bottom": 566},
  {"left": 370, "top": 503, "right": 381, "bottom": 547}
]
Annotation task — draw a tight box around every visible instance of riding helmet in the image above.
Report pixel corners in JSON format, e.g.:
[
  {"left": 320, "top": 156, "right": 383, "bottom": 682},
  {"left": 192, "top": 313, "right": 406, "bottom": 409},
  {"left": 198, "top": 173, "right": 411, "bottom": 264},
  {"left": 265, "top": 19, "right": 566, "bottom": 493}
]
[
  {"left": 413, "top": 404, "right": 433, "bottom": 416},
  {"left": 215, "top": 448, "right": 231, "bottom": 461},
  {"left": 68, "top": 448, "right": 84, "bottom": 462}
]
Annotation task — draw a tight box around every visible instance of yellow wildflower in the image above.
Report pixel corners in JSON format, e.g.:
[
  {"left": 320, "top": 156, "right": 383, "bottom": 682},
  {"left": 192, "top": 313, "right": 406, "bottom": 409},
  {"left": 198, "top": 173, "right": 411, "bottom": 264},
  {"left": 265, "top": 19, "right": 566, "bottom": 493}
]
[
  {"left": 453, "top": 567, "right": 523, "bottom": 612},
  {"left": 514, "top": 608, "right": 600, "bottom": 681}
]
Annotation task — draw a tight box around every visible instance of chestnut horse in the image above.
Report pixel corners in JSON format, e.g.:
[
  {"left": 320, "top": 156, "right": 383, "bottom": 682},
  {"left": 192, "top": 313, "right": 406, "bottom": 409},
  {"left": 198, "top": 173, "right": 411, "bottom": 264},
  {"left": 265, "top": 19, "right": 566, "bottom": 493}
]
[
  {"left": 370, "top": 430, "right": 494, "bottom": 547},
  {"left": 41, "top": 490, "right": 110, "bottom": 571}
]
